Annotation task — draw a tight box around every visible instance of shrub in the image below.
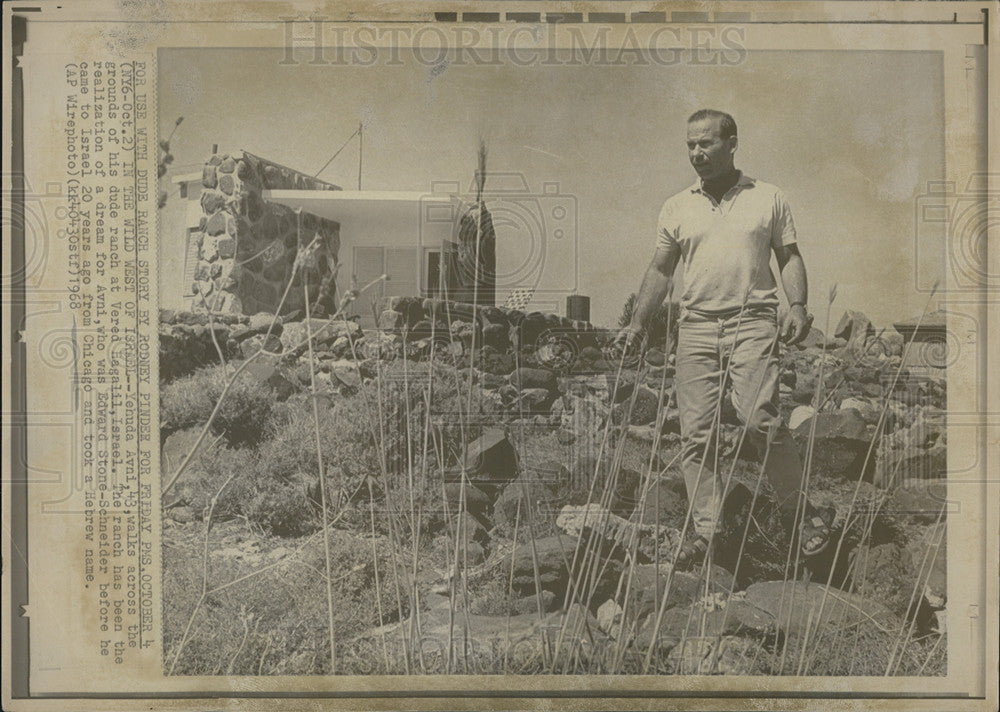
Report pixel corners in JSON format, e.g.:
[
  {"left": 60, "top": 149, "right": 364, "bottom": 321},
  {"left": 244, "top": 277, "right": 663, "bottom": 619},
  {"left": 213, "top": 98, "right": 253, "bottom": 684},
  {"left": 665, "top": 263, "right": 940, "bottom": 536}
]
[
  {"left": 172, "top": 437, "right": 318, "bottom": 537},
  {"left": 247, "top": 486, "right": 319, "bottom": 538},
  {"left": 160, "top": 364, "right": 276, "bottom": 446},
  {"left": 618, "top": 293, "right": 678, "bottom": 352}
]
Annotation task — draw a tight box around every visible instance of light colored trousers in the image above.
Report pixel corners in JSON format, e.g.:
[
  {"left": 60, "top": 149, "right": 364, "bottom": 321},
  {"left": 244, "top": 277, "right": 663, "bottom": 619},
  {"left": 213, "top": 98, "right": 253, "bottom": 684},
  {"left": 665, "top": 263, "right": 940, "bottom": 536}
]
[{"left": 674, "top": 308, "right": 803, "bottom": 537}]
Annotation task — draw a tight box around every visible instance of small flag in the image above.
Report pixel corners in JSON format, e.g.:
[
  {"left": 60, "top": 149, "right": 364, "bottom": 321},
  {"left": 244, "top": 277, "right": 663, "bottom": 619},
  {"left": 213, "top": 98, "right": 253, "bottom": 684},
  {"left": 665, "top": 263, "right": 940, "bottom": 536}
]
[{"left": 504, "top": 287, "right": 535, "bottom": 311}]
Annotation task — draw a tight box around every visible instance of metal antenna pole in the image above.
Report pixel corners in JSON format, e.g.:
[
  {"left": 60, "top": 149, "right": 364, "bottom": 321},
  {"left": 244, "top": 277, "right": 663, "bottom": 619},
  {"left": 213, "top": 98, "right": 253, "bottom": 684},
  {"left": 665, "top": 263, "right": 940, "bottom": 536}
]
[{"left": 357, "top": 120, "right": 363, "bottom": 190}]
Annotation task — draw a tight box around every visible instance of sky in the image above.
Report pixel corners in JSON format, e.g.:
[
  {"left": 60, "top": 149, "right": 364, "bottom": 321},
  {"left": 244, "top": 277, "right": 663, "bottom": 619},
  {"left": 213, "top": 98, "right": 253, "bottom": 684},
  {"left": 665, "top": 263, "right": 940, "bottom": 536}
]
[{"left": 158, "top": 47, "right": 944, "bottom": 329}]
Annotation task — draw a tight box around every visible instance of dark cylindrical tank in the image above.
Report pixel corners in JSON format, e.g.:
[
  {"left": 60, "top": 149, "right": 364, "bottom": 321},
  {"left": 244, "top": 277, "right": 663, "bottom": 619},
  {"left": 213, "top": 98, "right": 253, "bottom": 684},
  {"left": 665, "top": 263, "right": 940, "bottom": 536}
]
[{"left": 566, "top": 295, "right": 590, "bottom": 322}]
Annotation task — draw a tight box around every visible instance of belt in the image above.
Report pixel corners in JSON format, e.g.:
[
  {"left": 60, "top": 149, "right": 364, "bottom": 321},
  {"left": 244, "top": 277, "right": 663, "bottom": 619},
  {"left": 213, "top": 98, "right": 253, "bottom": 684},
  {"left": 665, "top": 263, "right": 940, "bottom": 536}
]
[{"left": 680, "top": 305, "right": 777, "bottom": 323}]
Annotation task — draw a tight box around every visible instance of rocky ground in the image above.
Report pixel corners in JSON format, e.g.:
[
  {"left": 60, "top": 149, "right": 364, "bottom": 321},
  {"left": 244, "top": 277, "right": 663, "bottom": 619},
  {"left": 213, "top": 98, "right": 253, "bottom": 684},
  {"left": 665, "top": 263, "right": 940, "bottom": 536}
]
[{"left": 159, "top": 301, "right": 947, "bottom": 676}]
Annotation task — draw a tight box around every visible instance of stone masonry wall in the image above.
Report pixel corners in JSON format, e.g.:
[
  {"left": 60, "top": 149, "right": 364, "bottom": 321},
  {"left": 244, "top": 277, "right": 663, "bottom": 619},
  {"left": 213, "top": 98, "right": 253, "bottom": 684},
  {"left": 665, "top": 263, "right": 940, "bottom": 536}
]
[{"left": 194, "top": 151, "right": 341, "bottom": 316}]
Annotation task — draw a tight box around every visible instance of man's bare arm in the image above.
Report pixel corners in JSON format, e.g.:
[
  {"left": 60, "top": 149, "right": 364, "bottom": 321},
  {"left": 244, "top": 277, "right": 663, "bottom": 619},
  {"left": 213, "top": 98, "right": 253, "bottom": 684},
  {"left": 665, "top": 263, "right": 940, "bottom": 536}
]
[
  {"left": 774, "top": 243, "right": 811, "bottom": 344},
  {"left": 628, "top": 246, "right": 680, "bottom": 335}
]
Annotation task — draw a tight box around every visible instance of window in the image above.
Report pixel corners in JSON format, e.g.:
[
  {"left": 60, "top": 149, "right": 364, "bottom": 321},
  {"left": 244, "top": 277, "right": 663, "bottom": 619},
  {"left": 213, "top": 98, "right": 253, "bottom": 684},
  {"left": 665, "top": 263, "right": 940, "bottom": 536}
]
[
  {"left": 350, "top": 246, "right": 417, "bottom": 326},
  {"left": 385, "top": 248, "right": 417, "bottom": 298},
  {"left": 423, "top": 248, "right": 441, "bottom": 298},
  {"left": 182, "top": 228, "right": 200, "bottom": 296}
]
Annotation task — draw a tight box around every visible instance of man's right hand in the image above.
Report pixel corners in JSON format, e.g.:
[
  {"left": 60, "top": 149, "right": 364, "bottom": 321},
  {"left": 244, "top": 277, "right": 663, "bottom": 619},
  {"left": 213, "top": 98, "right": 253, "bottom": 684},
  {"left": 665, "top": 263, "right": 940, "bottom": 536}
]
[{"left": 611, "top": 325, "right": 645, "bottom": 362}]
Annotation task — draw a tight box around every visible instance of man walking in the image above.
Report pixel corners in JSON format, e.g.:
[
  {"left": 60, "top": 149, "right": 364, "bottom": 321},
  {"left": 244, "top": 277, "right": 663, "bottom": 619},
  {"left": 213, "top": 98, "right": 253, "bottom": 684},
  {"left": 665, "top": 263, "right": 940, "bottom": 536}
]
[{"left": 618, "top": 109, "right": 833, "bottom": 568}]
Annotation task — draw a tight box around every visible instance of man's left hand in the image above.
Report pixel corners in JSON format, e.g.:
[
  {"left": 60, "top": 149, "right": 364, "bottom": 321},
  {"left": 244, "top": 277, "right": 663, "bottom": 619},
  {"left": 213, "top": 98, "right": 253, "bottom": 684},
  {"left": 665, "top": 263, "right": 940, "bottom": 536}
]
[{"left": 781, "top": 304, "right": 813, "bottom": 345}]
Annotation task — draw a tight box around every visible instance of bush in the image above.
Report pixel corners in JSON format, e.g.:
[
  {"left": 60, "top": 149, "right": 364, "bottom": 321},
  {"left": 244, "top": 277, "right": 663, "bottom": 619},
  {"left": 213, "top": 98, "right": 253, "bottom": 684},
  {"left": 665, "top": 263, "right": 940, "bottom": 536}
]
[
  {"left": 618, "top": 293, "right": 679, "bottom": 352},
  {"left": 247, "top": 486, "right": 318, "bottom": 538},
  {"left": 161, "top": 364, "right": 276, "bottom": 446},
  {"left": 374, "top": 359, "right": 486, "bottom": 472}
]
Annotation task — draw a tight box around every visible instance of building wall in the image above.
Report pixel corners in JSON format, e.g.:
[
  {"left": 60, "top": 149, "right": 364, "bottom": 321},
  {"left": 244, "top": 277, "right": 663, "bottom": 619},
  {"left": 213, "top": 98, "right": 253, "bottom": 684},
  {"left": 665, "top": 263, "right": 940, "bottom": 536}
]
[
  {"left": 159, "top": 174, "right": 204, "bottom": 312},
  {"left": 160, "top": 153, "right": 558, "bottom": 320},
  {"left": 190, "top": 151, "right": 342, "bottom": 316},
  {"left": 335, "top": 211, "right": 454, "bottom": 326}
]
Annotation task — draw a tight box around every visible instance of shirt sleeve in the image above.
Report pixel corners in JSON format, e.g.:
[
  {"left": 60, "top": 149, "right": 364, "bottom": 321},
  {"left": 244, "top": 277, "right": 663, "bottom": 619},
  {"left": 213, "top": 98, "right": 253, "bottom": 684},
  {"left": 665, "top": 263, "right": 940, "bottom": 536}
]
[
  {"left": 656, "top": 199, "right": 680, "bottom": 255},
  {"left": 771, "top": 190, "right": 798, "bottom": 248}
]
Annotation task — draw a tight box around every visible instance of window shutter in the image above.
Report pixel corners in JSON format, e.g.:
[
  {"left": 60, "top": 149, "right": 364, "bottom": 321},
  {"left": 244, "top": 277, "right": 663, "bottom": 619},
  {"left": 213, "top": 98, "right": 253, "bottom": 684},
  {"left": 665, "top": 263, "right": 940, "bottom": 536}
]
[
  {"left": 351, "top": 246, "right": 385, "bottom": 325},
  {"left": 384, "top": 248, "right": 416, "bottom": 298},
  {"left": 182, "top": 228, "right": 200, "bottom": 296}
]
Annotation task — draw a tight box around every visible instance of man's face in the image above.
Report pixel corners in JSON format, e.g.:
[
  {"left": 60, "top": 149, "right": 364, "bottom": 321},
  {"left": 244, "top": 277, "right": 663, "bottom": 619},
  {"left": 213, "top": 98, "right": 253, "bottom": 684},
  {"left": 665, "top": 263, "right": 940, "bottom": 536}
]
[{"left": 686, "top": 117, "right": 737, "bottom": 181}]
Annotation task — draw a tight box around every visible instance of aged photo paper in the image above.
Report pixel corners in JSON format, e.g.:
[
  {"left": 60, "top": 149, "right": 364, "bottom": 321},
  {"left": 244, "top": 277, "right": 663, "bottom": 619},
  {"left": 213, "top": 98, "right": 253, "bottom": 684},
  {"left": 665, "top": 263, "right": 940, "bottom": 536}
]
[{"left": 3, "top": 2, "right": 998, "bottom": 710}]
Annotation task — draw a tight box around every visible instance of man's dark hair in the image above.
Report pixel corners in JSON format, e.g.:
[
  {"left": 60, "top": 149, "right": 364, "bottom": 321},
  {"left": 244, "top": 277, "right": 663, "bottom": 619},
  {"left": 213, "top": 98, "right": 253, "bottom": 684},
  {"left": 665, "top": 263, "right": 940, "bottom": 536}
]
[{"left": 688, "top": 109, "right": 737, "bottom": 140}]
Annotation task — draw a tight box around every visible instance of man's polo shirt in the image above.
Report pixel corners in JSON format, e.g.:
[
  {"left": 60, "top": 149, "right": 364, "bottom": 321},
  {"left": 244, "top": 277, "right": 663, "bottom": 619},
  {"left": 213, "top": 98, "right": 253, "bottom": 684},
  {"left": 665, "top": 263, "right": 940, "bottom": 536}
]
[{"left": 656, "top": 173, "right": 797, "bottom": 315}]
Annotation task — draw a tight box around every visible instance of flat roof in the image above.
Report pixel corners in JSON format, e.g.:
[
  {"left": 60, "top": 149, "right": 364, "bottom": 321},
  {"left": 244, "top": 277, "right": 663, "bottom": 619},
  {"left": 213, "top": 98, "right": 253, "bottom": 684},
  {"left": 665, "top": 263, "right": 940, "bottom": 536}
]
[
  {"left": 264, "top": 189, "right": 461, "bottom": 223},
  {"left": 172, "top": 171, "right": 202, "bottom": 184}
]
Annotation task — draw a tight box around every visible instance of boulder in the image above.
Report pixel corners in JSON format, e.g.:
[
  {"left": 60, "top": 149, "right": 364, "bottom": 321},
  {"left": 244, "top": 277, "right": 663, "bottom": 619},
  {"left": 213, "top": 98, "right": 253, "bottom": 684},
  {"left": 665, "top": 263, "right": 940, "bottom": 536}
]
[
  {"left": 625, "top": 563, "right": 736, "bottom": 624},
  {"left": 166, "top": 505, "right": 199, "bottom": 524},
  {"left": 481, "top": 322, "right": 509, "bottom": 350},
  {"left": 508, "top": 590, "right": 558, "bottom": 615},
  {"left": 744, "top": 580, "right": 894, "bottom": 637},
  {"left": 790, "top": 370, "right": 818, "bottom": 405},
  {"left": 883, "top": 479, "right": 946, "bottom": 523},
  {"left": 840, "top": 396, "right": 881, "bottom": 424},
  {"left": 847, "top": 542, "right": 913, "bottom": 617},
  {"left": 880, "top": 329, "right": 905, "bottom": 357},
  {"left": 643, "top": 348, "right": 666, "bottom": 367},
  {"left": 793, "top": 409, "right": 873, "bottom": 480},
  {"left": 359, "top": 332, "right": 400, "bottom": 360},
  {"left": 226, "top": 324, "right": 253, "bottom": 345},
  {"left": 509, "top": 367, "right": 557, "bottom": 392},
  {"left": 442, "top": 482, "right": 493, "bottom": 522},
  {"left": 264, "top": 368, "right": 297, "bottom": 401},
  {"left": 239, "top": 332, "right": 282, "bottom": 359},
  {"left": 516, "top": 387, "right": 555, "bottom": 412},
  {"left": 493, "top": 469, "right": 562, "bottom": 532},
  {"left": 597, "top": 598, "right": 625, "bottom": 639},
  {"left": 788, "top": 405, "right": 816, "bottom": 431},
  {"left": 877, "top": 441, "right": 946, "bottom": 489},
  {"left": 510, "top": 534, "right": 577, "bottom": 594},
  {"left": 795, "top": 327, "right": 826, "bottom": 351},
  {"left": 635, "top": 599, "right": 773, "bottom": 653},
  {"left": 453, "top": 510, "right": 490, "bottom": 552},
  {"left": 327, "top": 360, "right": 362, "bottom": 389},
  {"left": 292, "top": 362, "right": 316, "bottom": 386},
  {"left": 377, "top": 309, "right": 404, "bottom": 331},
  {"left": 629, "top": 477, "right": 688, "bottom": 528},
  {"left": 556, "top": 503, "right": 648, "bottom": 549},
  {"left": 612, "top": 385, "right": 661, "bottom": 426},
  {"left": 461, "top": 429, "right": 519, "bottom": 487},
  {"left": 278, "top": 318, "right": 337, "bottom": 353},
  {"left": 835, "top": 310, "right": 874, "bottom": 348},
  {"left": 552, "top": 427, "right": 576, "bottom": 446},
  {"left": 563, "top": 453, "right": 640, "bottom": 515},
  {"left": 248, "top": 312, "right": 282, "bottom": 334},
  {"left": 559, "top": 393, "right": 611, "bottom": 439}
]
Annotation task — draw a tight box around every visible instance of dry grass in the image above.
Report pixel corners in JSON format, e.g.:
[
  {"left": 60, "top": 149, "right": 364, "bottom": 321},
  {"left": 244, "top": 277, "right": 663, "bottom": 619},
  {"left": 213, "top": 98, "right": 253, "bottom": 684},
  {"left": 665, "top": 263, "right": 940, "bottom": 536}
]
[{"left": 161, "top": 263, "right": 947, "bottom": 676}]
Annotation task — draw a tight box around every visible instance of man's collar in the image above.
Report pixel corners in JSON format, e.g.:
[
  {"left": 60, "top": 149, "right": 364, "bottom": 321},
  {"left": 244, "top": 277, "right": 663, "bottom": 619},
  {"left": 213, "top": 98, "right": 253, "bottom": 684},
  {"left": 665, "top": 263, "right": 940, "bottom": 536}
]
[{"left": 690, "top": 171, "right": 755, "bottom": 194}]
